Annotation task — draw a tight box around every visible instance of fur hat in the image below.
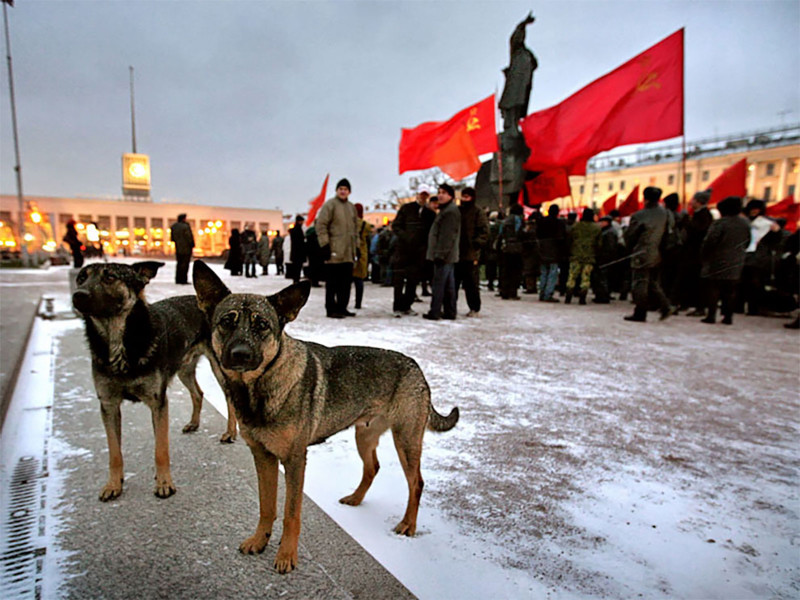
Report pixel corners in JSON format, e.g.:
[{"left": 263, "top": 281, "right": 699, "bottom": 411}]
[
  {"left": 663, "top": 193, "right": 680, "bottom": 210},
  {"left": 461, "top": 187, "right": 476, "bottom": 200},
  {"left": 336, "top": 178, "right": 351, "bottom": 191},
  {"left": 643, "top": 186, "right": 662, "bottom": 203},
  {"left": 717, "top": 196, "right": 743, "bottom": 217}
]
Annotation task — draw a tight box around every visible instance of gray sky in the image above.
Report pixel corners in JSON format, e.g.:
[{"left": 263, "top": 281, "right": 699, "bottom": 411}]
[{"left": 1, "top": 0, "right": 798, "bottom": 216}]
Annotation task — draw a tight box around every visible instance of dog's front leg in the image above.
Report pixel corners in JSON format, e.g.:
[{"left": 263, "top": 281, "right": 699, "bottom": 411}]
[
  {"left": 150, "top": 399, "right": 176, "bottom": 498},
  {"left": 99, "top": 398, "right": 124, "bottom": 501},
  {"left": 275, "top": 451, "right": 307, "bottom": 574},
  {"left": 240, "top": 439, "right": 278, "bottom": 554}
]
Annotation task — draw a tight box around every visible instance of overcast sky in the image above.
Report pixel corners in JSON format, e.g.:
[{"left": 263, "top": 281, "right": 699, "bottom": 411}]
[{"left": 1, "top": 0, "right": 798, "bottom": 216}]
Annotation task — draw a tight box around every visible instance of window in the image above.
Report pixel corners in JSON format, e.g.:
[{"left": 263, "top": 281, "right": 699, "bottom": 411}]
[
  {"left": 579, "top": 185, "right": 585, "bottom": 195},
  {"left": 59, "top": 214, "right": 74, "bottom": 225},
  {"left": 79, "top": 214, "right": 92, "bottom": 224},
  {"left": 789, "top": 184, "right": 796, "bottom": 197},
  {"left": 620, "top": 181, "right": 626, "bottom": 191},
  {"left": 97, "top": 216, "right": 111, "bottom": 230},
  {"left": 685, "top": 173, "right": 692, "bottom": 183},
  {"left": 134, "top": 217, "right": 147, "bottom": 229},
  {"left": 764, "top": 186, "right": 772, "bottom": 201},
  {"left": 592, "top": 184, "right": 599, "bottom": 194},
  {"left": 702, "top": 170, "right": 709, "bottom": 182},
  {"left": 766, "top": 163, "right": 775, "bottom": 176},
  {"left": 231, "top": 221, "right": 242, "bottom": 231},
  {"left": 116, "top": 216, "right": 129, "bottom": 229},
  {"left": 668, "top": 174, "right": 675, "bottom": 185},
  {"left": 608, "top": 182, "right": 614, "bottom": 191},
  {"left": 151, "top": 217, "right": 163, "bottom": 228}
]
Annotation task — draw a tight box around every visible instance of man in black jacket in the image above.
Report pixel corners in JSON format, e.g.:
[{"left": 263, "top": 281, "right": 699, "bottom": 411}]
[
  {"left": 455, "top": 187, "right": 489, "bottom": 317},
  {"left": 170, "top": 213, "right": 194, "bottom": 284},
  {"left": 537, "top": 204, "right": 566, "bottom": 302},
  {"left": 623, "top": 186, "right": 673, "bottom": 322},
  {"left": 391, "top": 186, "right": 435, "bottom": 316},
  {"left": 677, "top": 191, "right": 713, "bottom": 315},
  {"left": 423, "top": 184, "right": 461, "bottom": 321}
]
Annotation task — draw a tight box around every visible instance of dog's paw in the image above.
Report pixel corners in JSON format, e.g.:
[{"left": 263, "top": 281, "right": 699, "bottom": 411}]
[
  {"left": 239, "top": 534, "right": 269, "bottom": 555},
  {"left": 153, "top": 477, "right": 176, "bottom": 499},
  {"left": 274, "top": 546, "right": 298, "bottom": 574},
  {"left": 338, "top": 493, "right": 363, "bottom": 506},
  {"left": 393, "top": 520, "right": 416, "bottom": 536},
  {"left": 181, "top": 422, "right": 199, "bottom": 434},
  {"left": 99, "top": 481, "right": 123, "bottom": 502},
  {"left": 219, "top": 432, "right": 236, "bottom": 444}
]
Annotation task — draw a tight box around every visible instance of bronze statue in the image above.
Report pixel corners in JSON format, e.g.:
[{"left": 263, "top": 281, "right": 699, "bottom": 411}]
[
  {"left": 499, "top": 12, "right": 537, "bottom": 132},
  {"left": 478, "top": 12, "right": 538, "bottom": 210}
]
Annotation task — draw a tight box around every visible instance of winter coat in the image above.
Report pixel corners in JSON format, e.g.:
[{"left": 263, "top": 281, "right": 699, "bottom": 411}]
[
  {"left": 537, "top": 215, "right": 567, "bottom": 264},
  {"left": 683, "top": 207, "right": 713, "bottom": 265},
  {"left": 170, "top": 220, "right": 195, "bottom": 255},
  {"left": 353, "top": 219, "right": 372, "bottom": 279},
  {"left": 257, "top": 234, "right": 271, "bottom": 266},
  {"left": 289, "top": 225, "right": 306, "bottom": 265},
  {"left": 426, "top": 200, "right": 461, "bottom": 264},
  {"left": 596, "top": 226, "right": 619, "bottom": 267},
  {"left": 315, "top": 197, "right": 358, "bottom": 264},
  {"left": 224, "top": 232, "right": 243, "bottom": 273},
  {"left": 700, "top": 215, "right": 751, "bottom": 280},
  {"left": 241, "top": 230, "right": 257, "bottom": 260},
  {"left": 521, "top": 221, "right": 540, "bottom": 271},
  {"left": 270, "top": 235, "right": 284, "bottom": 261},
  {"left": 625, "top": 205, "right": 668, "bottom": 269},
  {"left": 498, "top": 214, "right": 524, "bottom": 255},
  {"left": 458, "top": 202, "right": 489, "bottom": 263},
  {"left": 391, "top": 201, "right": 435, "bottom": 266},
  {"left": 568, "top": 221, "right": 600, "bottom": 265}
]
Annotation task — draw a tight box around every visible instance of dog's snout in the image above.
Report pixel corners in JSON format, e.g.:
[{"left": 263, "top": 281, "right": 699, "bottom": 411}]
[
  {"left": 72, "top": 290, "right": 91, "bottom": 313},
  {"left": 227, "top": 343, "right": 256, "bottom": 369}
]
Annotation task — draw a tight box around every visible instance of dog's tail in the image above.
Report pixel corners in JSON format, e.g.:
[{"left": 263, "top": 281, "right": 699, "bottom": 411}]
[{"left": 428, "top": 405, "right": 459, "bottom": 432}]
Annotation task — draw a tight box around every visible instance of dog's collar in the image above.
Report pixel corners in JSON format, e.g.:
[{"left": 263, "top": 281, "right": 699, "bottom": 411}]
[{"left": 262, "top": 342, "right": 282, "bottom": 372}]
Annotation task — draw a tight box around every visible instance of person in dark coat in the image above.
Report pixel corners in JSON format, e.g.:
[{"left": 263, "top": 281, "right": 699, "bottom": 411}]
[
  {"left": 288, "top": 216, "right": 306, "bottom": 283},
  {"left": 169, "top": 213, "right": 194, "bottom": 284},
  {"left": 304, "top": 225, "right": 324, "bottom": 287},
  {"left": 660, "top": 193, "right": 683, "bottom": 300},
  {"left": 537, "top": 204, "right": 566, "bottom": 302},
  {"left": 257, "top": 231, "right": 271, "bottom": 275},
  {"left": 423, "top": 184, "right": 461, "bottom": 320},
  {"left": 521, "top": 213, "right": 540, "bottom": 294},
  {"left": 270, "top": 232, "right": 285, "bottom": 275},
  {"left": 224, "top": 229, "right": 243, "bottom": 276},
  {"left": 455, "top": 187, "right": 489, "bottom": 317},
  {"left": 498, "top": 203, "right": 525, "bottom": 300},
  {"left": 592, "top": 216, "right": 618, "bottom": 303},
  {"left": 483, "top": 211, "right": 502, "bottom": 292},
  {"left": 623, "top": 186, "right": 673, "bottom": 322},
  {"left": 699, "top": 196, "right": 751, "bottom": 325},
  {"left": 676, "top": 191, "right": 713, "bottom": 314},
  {"left": 63, "top": 220, "right": 84, "bottom": 269},
  {"left": 241, "top": 227, "right": 258, "bottom": 278},
  {"left": 391, "top": 186, "right": 435, "bottom": 316}
]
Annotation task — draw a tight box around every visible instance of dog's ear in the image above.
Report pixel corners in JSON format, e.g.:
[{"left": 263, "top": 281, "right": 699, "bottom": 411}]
[
  {"left": 193, "top": 260, "right": 231, "bottom": 317},
  {"left": 267, "top": 280, "right": 310, "bottom": 326},
  {"left": 132, "top": 261, "right": 165, "bottom": 284}
]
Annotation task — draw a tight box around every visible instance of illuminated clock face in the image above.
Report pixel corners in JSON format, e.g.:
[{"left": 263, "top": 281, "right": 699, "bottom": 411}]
[{"left": 129, "top": 162, "right": 147, "bottom": 178}]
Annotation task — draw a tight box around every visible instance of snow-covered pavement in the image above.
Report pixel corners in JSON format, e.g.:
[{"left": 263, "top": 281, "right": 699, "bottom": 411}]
[{"left": 2, "top": 258, "right": 798, "bottom": 599}]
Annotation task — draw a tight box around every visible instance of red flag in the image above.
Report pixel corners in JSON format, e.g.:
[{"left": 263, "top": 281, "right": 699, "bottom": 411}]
[
  {"left": 399, "top": 95, "right": 498, "bottom": 180},
  {"left": 521, "top": 29, "right": 684, "bottom": 175},
  {"left": 707, "top": 158, "right": 747, "bottom": 205},
  {"left": 305, "top": 174, "right": 329, "bottom": 226},
  {"left": 617, "top": 185, "right": 640, "bottom": 217},
  {"left": 601, "top": 193, "right": 618, "bottom": 216},
  {"left": 519, "top": 168, "right": 572, "bottom": 206},
  {"left": 767, "top": 196, "right": 800, "bottom": 232}
]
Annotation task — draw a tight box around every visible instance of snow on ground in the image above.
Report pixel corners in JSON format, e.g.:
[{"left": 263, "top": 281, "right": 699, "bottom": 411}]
[{"left": 6, "top": 258, "right": 800, "bottom": 598}]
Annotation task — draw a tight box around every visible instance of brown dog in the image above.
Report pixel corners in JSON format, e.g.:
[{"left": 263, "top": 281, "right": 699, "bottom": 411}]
[{"left": 193, "top": 260, "right": 459, "bottom": 573}]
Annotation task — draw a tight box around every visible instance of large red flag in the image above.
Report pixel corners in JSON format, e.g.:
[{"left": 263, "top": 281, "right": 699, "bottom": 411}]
[
  {"left": 601, "top": 193, "right": 618, "bottom": 216},
  {"left": 519, "top": 168, "right": 572, "bottom": 206},
  {"left": 305, "top": 174, "right": 329, "bottom": 226},
  {"left": 617, "top": 185, "right": 640, "bottom": 217},
  {"left": 767, "top": 195, "right": 800, "bottom": 232},
  {"left": 707, "top": 158, "right": 747, "bottom": 205},
  {"left": 521, "top": 29, "right": 684, "bottom": 175},
  {"left": 399, "top": 95, "right": 498, "bottom": 180}
]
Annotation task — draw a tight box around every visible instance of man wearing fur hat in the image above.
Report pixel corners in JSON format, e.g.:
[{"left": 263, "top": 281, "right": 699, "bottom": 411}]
[{"left": 315, "top": 178, "right": 359, "bottom": 318}]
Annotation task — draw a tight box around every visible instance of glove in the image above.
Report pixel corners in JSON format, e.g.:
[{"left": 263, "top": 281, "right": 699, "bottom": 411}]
[
  {"left": 434, "top": 258, "right": 445, "bottom": 267},
  {"left": 320, "top": 245, "right": 332, "bottom": 261}
]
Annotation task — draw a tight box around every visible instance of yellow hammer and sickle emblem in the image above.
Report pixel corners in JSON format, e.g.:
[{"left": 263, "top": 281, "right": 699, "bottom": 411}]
[
  {"left": 466, "top": 107, "right": 481, "bottom": 132},
  {"left": 636, "top": 56, "right": 661, "bottom": 92}
]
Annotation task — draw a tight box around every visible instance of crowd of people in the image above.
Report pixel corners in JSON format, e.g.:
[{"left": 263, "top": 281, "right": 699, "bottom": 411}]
[{"left": 206, "top": 181, "right": 799, "bottom": 329}]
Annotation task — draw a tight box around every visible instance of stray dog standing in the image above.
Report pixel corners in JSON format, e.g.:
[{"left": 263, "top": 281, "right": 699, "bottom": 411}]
[
  {"left": 192, "top": 259, "right": 459, "bottom": 574},
  {"left": 72, "top": 261, "right": 237, "bottom": 501}
]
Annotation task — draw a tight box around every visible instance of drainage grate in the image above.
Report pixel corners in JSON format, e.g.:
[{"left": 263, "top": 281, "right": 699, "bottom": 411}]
[{"left": 1, "top": 455, "right": 44, "bottom": 599}]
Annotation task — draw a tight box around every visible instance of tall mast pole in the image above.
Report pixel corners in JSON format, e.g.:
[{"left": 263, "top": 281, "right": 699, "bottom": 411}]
[
  {"left": 3, "top": 1, "right": 29, "bottom": 265},
  {"left": 129, "top": 65, "right": 137, "bottom": 153}
]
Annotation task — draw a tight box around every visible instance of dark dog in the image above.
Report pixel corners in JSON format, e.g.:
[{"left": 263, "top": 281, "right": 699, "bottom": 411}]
[
  {"left": 72, "top": 261, "right": 237, "bottom": 501},
  {"left": 192, "top": 259, "right": 459, "bottom": 573}
]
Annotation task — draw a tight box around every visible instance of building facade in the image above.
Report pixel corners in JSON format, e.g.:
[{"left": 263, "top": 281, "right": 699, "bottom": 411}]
[{"left": 0, "top": 195, "right": 283, "bottom": 257}]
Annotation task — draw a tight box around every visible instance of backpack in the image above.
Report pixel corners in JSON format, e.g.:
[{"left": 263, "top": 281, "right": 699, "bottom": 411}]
[{"left": 498, "top": 216, "right": 523, "bottom": 255}]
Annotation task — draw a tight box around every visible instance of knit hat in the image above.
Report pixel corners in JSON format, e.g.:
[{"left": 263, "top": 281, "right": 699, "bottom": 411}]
[
  {"left": 336, "top": 178, "right": 351, "bottom": 191},
  {"left": 718, "top": 196, "right": 743, "bottom": 217}
]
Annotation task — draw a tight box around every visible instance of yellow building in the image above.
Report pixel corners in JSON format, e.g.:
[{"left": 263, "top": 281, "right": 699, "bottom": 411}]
[{"left": 0, "top": 194, "right": 283, "bottom": 258}]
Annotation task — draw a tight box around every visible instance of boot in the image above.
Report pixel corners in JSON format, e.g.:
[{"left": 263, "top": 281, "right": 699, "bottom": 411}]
[
  {"left": 565, "top": 292, "right": 573, "bottom": 305},
  {"left": 579, "top": 292, "right": 587, "bottom": 305},
  {"left": 624, "top": 307, "right": 647, "bottom": 322}
]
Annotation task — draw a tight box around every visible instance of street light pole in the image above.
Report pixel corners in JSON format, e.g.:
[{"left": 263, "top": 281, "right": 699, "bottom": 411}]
[
  {"left": 3, "top": 1, "right": 29, "bottom": 266},
  {"left": 129, "top": 65, "right": 137, "bottom": 154}
]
